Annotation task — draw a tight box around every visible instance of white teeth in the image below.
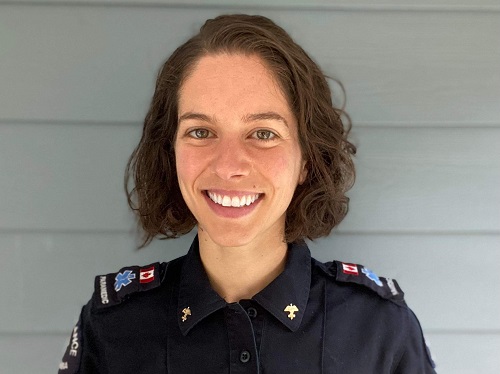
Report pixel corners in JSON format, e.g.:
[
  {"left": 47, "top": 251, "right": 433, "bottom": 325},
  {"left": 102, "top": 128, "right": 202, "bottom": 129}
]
[
  {"left": 222, "top": 196, "right": 231, "bottom": 207},
  {"left": 207, "top": 191, "right": 260, "bottom": 208}
]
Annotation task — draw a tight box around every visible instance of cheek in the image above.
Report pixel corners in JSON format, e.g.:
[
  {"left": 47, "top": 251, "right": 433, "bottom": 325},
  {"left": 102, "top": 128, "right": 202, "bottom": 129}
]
[
  {"left": 175, "top": 146, "right": 200, "bottom": 187},
  {"left": 258, "top": 150, "right": 298, "bottom": 189},
  {"left": 255, "top": 150, "right": 286, "bottom": 174}
]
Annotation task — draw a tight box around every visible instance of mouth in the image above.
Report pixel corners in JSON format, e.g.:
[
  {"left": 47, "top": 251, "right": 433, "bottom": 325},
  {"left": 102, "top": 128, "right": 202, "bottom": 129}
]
[{"left": 205, "top": 191, "right": 262, "bottom": 208}]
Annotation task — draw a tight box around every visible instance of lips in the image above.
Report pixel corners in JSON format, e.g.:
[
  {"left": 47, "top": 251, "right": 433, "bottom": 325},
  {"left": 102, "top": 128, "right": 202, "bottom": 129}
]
[{"left": 206, "top": 191, "right": 261, "bottom": 208}]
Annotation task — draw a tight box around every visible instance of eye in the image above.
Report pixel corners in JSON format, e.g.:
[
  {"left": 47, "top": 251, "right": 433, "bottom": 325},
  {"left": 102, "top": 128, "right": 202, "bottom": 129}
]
[
  {"left": 253, "top": 130, "right": 276, "bottom": 141},
  {"left": 188, "top": 128, "right": 211, "bottom": 139}
]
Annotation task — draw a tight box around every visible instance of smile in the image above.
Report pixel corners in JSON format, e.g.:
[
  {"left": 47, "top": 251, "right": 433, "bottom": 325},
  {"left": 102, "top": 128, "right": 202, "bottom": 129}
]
[{"left": 206, "top": 191, "right": 261, "bottom": 208}]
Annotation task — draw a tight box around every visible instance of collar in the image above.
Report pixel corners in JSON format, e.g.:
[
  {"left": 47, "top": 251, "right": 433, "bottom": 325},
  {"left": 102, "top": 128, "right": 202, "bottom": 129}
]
[
  {"left": 177, "top": 237, "right": 312, "bottom": 335},
  {"left": 177, "top": 238, "right": 226, "bottom": 336},
  {"left": 252, "top": 241, "right": 311, "bottom": 332}
]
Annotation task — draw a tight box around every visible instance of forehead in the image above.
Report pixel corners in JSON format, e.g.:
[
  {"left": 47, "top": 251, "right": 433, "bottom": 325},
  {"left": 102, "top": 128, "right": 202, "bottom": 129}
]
[{"left": 178, "top": 53, "right": 292, "bottom": 117}]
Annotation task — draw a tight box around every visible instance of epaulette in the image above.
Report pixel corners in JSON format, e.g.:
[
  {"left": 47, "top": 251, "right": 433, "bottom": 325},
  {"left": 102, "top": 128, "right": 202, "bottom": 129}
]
[
  {"left": 93, "top": 262, "right": 167, "bottom": 309},
  {"left": 324, "top": 260, "right": 406, "bottom": 307}
]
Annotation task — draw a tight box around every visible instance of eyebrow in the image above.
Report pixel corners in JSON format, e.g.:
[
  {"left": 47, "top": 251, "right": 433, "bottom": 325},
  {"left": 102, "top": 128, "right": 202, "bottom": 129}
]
[
  {"left": 242, "top": 112, "right": 289, "bottom": 128},
  {"left": 178, "top": 112, "right": 213, "bottom": 124},
  {"left": 178, "top": 111, "right": 289, "bottom": 128}
]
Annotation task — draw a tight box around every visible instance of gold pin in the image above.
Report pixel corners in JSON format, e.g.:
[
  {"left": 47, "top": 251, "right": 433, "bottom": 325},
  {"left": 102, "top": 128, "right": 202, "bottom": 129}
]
[
  {"left": 284, "top": 304, "right": 299, "bottom": 320},
  {"left": 181, "top": 307, "right": 191, "bottom": 322}
]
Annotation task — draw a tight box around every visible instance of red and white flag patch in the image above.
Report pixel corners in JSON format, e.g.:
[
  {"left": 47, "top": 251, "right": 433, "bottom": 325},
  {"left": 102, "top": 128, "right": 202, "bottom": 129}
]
[
  {"left": 342, "top": 263, "right": 359, "bottom": 275},
  {"left": 139, "top": 266, "right": 155, "bottom": 283}
]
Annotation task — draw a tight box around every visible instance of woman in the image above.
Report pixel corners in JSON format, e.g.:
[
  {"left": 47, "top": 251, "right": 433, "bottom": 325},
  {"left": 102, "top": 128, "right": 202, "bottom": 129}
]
[{"left": 59, "top": 14, "right": 436, "bottom": 373}]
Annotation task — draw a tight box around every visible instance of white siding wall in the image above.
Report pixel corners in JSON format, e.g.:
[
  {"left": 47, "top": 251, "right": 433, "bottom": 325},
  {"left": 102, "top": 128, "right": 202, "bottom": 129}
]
[{"left": 1, "top": 1, "right": 499, "bottom": 373}]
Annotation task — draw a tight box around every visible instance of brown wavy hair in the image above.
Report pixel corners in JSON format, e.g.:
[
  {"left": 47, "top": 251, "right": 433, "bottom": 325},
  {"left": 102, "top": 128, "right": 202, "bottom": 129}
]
[{"left": 125, "top": 14, "right": 356, "bottom": 248}]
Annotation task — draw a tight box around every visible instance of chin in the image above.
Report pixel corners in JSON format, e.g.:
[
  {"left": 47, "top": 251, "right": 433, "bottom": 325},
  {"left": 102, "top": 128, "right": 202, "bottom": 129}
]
[
  {"left": 197, "top": 224, "right": 261, "bottom": 249},
  {"left": 206, "top": 231, "right": 254, "bottom": 248}
]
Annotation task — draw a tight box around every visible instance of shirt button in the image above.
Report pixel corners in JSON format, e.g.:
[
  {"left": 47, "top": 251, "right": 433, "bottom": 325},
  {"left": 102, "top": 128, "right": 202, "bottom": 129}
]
[
  {"left": 247, "top": 307, "right": 257, "bottom": 318},
  {"left": 239, "top": 350, "right": 251, "bottom": 363}
]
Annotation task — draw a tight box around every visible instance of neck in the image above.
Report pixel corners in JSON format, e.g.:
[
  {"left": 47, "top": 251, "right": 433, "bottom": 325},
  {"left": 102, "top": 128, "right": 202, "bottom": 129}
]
[{"left": 198, "top": 229, "right": 288, "bottom": 303}]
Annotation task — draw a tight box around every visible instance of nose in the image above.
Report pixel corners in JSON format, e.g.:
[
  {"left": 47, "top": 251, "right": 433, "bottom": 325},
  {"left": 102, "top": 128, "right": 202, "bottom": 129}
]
[{"left": 211, "top": 138, "right": 251, "bottom": 180}]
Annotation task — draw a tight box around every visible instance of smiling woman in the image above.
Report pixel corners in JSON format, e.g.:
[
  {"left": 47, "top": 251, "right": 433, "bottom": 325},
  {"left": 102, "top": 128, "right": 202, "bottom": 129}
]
[
  {"left": 124, "top": 15, "right": 356, "bottom": 250},
  {"left": 175, "top": 54, "right": 307, "bottom": 253},
  {"left": 58, "top": 14, "right": 436, "bottom": 374}
]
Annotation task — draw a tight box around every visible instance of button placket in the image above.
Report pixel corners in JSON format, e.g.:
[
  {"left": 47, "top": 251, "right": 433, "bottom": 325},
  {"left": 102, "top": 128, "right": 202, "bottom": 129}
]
[
  {"left": 239, "top": 350, "right": 251, "bottom": 363},
  {"left": 225, "top": 303, "right": 260, "bottom": 373},
  {"left": 247, "top": 307, "right": 258, "bottom": 318}
]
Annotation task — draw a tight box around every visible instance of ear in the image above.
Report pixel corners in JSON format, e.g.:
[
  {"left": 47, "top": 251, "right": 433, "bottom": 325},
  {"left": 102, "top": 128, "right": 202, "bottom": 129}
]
[{"left": 298, "top": 160, "right": 308, "bottom": 185}]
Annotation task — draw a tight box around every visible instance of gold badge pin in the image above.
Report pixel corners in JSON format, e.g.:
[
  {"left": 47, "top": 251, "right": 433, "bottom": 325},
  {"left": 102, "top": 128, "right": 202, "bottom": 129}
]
[
  {"left": 284, "top": 304, "right": 299, "bottom": 320},
  {"left": 181, "top": 307, "right": 191, "bottom": 322}
]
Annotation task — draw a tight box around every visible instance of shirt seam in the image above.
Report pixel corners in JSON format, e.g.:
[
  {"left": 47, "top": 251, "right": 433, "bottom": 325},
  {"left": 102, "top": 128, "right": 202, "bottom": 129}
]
[
  {"left": 391, "top": 307, "right": 411, "bottom": 373},
  {"left": 321, "top": 277, "right": 327, "bottom": 374}
]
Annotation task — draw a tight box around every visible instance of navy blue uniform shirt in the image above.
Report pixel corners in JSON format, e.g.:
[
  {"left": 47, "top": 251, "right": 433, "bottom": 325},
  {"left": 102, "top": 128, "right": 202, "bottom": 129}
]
[{"left": 59, "top": 238, "right": 436, "bottom": 373}]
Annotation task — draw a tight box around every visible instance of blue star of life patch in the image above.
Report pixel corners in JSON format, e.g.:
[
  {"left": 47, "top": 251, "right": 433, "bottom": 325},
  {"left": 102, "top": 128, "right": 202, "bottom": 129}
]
[
  {"left": 93, "top": 263, "right": 165, "bottom": 310},
  {"left": 329, "top": 261, "right": 406, "bottom": 306},
  {"left": 114, "top": 270, "right": 136, "bottom": 291},
  {"left": 361, "top": 267, "right": 383, "bottom": 287}
]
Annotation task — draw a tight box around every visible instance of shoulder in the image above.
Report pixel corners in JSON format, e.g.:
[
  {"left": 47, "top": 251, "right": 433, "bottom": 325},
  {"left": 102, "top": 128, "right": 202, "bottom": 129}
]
[
  {"left": 313, "top": 258, "right": 406, "bottom": 307},
  {"left": 312, "top": 259, "right": 437, "bottom": 371},
  {"left": 91, "top": 258, "right": 182, "bottom": 310}
]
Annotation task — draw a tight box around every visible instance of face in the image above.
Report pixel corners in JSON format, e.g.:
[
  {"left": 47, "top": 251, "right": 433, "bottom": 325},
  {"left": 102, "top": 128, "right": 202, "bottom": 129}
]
[{"left": 175, "top": 53, "right": 307, "bottom": 248}]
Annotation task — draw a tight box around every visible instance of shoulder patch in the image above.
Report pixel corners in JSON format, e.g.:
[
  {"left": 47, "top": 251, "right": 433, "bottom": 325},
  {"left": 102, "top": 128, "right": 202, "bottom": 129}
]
[
  {"left": 93, "top": 262, "right": 166, "bottom": 309},
  {"left": 331, "top": 261, "right": 406, "bottom": 306},
  {"left": 58, "top": 311, "right": 83, "bottom": 373}
]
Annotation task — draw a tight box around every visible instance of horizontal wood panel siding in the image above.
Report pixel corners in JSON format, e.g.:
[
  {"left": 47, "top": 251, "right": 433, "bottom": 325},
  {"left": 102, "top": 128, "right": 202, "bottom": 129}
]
[
  {"left": 1, "top": 6, "right": 499, "bottom": 125},
  {"left": 5, "top": 0, "right": 500, "bottom": 10},
  {"left": 1, "top": 232, "right": 498, "bottom": 333},
  {"left": 0, "top": 334, "right": 71, "bottom": 374},
  {"left": 343, "top": 127, "right": 500, "bottom": 232},
  {"left": 0, "top": 123, "right": 138, "bottom": 231},
  {"left": 1, "top": 124, "right": 499, "bottom": 232},
  {"left": 1, "top": 1, "right": 499, "bottom": 373},
  {"left": 425, "top": 332, "right": 500, "bottom": 374}
]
